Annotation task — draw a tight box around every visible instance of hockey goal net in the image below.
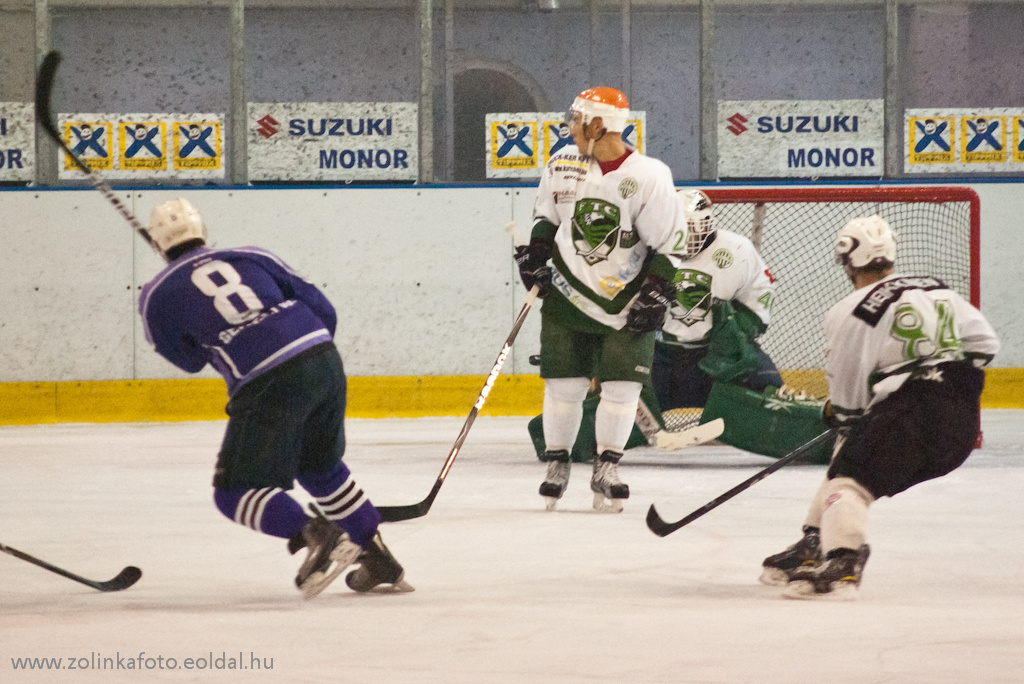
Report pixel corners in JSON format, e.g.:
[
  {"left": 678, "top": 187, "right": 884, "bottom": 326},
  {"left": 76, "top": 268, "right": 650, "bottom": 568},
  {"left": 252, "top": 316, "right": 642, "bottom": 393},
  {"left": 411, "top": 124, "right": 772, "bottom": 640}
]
[{"left": 662, "top": 185, "right": 980, "bottom": 433}]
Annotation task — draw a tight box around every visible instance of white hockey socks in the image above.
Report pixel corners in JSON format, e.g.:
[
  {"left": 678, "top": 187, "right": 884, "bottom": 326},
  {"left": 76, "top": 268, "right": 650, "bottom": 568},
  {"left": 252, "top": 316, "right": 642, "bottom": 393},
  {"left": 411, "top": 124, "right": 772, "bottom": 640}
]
[
  {"left": 803, "top": 477, "right": 833, "bottom": 530},
  {"left": 594, "top": 380, "right": 643, "bottom": 455},
  {"left": 819, "top": 477, "right": 874, "bottom": 553},
  {"left": 541, "top": 377, "right": 591, "bottom": 452}
]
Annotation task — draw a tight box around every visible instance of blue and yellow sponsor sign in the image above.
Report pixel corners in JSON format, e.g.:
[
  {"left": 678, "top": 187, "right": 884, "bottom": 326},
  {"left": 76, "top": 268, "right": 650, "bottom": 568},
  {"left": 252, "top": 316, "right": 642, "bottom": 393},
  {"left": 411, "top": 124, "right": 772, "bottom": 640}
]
[
  {"left": 541, "top": 118, "right": 574, "bottom": 163},
  {"left": 489, "top": 118, "right": 539, "bottom": 172},
  {"left": 58, "top": 113, "right": 224, "bottom": 179},
  {"left": 1011, "top": 115, "right": 1024, "bottom": 163},
  {"left": 960, "top": 115, "right": 1006, "bottom": 164},
  {"left": 63, "top": 120, "right": 114, "bottom": 171},
  {"left": 540, "top": 115, "right": 646, "bottom": 163},
  {"left": 119, "top": 121, "right": 167, "bottom": 170},
  {"left": 907, "top": 115, "right": 955, "bottom": 165},
  {"left": 906, "top": 108, "right": 1024, "bottom": 172},
  {"left": 623, "top": 118, "right": 643, "bottom": 154},
  {"left": 173, "top": 120, "right": 222, "bottom": 170}
]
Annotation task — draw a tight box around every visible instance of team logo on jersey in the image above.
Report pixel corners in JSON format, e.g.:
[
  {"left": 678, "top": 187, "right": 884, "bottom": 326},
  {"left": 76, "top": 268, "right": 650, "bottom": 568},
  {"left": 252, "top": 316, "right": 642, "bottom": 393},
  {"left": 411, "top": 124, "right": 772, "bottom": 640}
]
[
  {"left": 669, "top": 269, "right": 713, "bottom": 326},
  {"left": 618, "top": 177, "right": 638, "bottom": 199},
  {"left": 571, "top": 198, "right": 622, "bottom": 265},
  {"left": 711, "top": 248, "right": 733, "bottom": 269}
]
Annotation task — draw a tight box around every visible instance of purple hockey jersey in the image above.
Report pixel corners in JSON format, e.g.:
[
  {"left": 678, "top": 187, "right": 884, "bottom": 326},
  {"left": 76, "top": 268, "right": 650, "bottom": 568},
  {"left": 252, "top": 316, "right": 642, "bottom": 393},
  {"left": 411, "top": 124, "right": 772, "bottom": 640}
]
[{"left": 139, "top": 246, "right": 336, "bottom": 396}]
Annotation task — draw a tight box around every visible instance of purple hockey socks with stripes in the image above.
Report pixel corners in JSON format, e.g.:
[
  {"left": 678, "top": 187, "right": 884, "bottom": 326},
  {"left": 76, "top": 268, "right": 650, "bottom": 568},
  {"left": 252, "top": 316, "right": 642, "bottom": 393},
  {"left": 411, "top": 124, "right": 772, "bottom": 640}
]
[
  {"left": 299, "top": 462, "right": 381, "bottom": 548},
  {"left": 213, "top": 487, "right": 309, "bottom": 539}
]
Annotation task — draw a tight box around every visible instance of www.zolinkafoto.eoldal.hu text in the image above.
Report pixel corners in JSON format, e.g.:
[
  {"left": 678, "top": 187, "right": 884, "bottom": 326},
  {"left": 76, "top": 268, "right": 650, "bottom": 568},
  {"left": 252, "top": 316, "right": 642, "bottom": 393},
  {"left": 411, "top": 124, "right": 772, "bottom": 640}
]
[{"left": 10, "top": 651, "right": 273, "bottom": 671}]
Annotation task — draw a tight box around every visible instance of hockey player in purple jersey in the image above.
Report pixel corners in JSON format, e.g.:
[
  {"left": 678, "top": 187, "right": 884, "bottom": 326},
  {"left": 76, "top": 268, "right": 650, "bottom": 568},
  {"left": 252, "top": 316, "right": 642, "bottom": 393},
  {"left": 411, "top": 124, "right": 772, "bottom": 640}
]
[{"left": 139, "top": 198, "right": 410, "bottom": 598}]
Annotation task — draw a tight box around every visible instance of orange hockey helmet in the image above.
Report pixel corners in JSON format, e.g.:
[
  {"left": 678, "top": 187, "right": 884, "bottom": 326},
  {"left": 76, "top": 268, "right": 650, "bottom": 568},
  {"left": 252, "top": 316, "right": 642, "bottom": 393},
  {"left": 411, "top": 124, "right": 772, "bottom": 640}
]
[{"left": 567, "top": 87, "right": 630, "bottom": 133}]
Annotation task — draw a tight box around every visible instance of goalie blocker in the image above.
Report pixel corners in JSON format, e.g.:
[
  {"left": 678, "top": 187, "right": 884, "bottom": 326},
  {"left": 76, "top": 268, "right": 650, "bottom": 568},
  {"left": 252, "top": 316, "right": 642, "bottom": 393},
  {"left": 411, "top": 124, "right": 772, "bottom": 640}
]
[{"left": 528, "top": 380, "right": 833, "bottom": 465}]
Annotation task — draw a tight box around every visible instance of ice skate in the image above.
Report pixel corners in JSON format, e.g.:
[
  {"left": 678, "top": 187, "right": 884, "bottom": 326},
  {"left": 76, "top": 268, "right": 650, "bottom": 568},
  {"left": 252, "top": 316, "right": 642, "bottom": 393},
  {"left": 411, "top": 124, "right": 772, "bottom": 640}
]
[
  {"left": 293, "top": 516, "right": 362, "bottom": 599},
  {"left": 759, "top": 526, "right": 821, "bottom": 586},
  {"left": 345, "top": 531, "right": 413, "bottom": 593},
  {"left": 590, "top": 450, "right": 629, "bottom": 513},
  {"left": 783, "top": 544, "right": 870, "bottom": 601},
  {"left": 539, "top": 449, "right": 571, "bottom": 510}
]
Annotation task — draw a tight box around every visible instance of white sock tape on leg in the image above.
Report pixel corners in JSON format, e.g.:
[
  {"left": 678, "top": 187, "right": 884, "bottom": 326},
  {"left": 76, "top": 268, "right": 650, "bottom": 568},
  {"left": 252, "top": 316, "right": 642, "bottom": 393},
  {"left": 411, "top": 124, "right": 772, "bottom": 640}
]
[
  {"left": 595, "top": 380, "right": 643, "bottom": 455},
  {"left": 542, "top": 377, "right": 591, "bottom": 452},
  {"left": 820, "top": 477, "right": 874, "bottom": 553}
]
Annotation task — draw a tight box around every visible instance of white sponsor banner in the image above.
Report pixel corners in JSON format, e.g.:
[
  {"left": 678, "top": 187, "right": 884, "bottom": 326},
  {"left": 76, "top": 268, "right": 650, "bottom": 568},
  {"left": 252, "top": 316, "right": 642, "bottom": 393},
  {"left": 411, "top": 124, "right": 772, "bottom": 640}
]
[
  {"left": 486, "top": 111, "right": 647, "bottom": 179},
  {"left": 718, "top": 99, "right": 884, "bottom": 178},
  {"left": 56, "top": 113, "right": 224, "bottom": 180},
  {"left": 0, "top": 102, "right": 35, "bottom": 182},
  {"left": 905, "top": 108, "right": 1024, "bottom": 173},
  {"left": 248, "top": 102, "right": 417, "bottom": 182}
]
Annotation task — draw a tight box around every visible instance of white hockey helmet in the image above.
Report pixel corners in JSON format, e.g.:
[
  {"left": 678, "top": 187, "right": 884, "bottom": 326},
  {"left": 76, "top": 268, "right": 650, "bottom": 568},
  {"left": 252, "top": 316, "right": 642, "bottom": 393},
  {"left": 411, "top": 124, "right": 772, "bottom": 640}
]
[
  {"left": 567, "top": 87, "right": 630, "bottom": 134},
  {"left": 680, "top": 189, "right": 716, "bottom": 257},
  {"left": 835, "top": 215, "right": 896, "bottom": 273},
  {"left": 149, "top": 198, "right": 207, "bottom": 259}
]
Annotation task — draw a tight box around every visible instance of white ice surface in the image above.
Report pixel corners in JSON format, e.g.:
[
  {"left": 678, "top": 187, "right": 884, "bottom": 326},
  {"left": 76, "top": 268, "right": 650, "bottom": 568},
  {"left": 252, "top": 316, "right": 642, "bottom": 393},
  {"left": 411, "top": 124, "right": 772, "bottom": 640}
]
[{"left": 2, "top": 411, "right": 1023, "bottom": 683}]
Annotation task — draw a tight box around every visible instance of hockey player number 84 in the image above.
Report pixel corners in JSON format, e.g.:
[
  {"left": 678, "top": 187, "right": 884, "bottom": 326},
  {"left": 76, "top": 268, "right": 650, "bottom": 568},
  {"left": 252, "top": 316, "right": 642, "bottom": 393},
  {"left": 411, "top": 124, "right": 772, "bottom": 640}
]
[
  {"left": 190, "top": 260, "right": 264, "bottom": 325},
  {"left": 890, "top": 300, "right": 960, "bottom": 361}
]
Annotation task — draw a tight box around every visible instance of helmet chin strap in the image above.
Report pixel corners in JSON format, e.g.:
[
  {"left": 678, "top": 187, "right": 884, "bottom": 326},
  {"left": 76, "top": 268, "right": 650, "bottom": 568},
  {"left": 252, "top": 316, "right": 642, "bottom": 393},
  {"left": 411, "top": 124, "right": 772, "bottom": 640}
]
[
  {"left": 583, "top": 127, "right": 608, "bottom": 158},
  {"left": 842, "top": 261, "right": 860, "bottom": 286}
]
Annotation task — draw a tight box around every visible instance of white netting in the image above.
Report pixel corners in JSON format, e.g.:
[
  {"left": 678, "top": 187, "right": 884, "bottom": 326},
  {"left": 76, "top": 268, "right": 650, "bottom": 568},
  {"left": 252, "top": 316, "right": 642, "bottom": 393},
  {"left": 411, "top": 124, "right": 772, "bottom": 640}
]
[{"left": 662, "top": 186, "right": 978, "bottom": 433}]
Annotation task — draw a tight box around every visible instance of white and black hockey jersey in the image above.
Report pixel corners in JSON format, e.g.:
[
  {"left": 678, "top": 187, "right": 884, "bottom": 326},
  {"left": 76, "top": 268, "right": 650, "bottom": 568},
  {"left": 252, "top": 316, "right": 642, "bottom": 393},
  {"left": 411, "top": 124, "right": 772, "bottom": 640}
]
[
  {"left": 824, "top": 273, "right": 1000, "bottom": 419},
  {"left": 660, "top": 229, "right": 775, "bottom": 347},
  {"left": 533, "top": 146, "right": 683, "bottom": 329}
]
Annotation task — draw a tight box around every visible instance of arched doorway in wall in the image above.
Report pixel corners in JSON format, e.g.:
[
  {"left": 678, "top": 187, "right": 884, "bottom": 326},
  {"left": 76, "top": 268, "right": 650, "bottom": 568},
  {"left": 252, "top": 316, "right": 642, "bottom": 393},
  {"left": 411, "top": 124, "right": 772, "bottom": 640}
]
[{"left": 451, "top": 67, "right": 540, "bottom": 182}]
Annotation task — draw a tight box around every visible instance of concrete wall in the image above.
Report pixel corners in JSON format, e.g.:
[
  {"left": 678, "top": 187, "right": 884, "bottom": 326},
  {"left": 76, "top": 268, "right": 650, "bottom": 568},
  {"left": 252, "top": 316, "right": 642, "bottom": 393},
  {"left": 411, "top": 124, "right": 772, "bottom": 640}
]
[
  {"left": 2, "top": 2, "right": 1022, "bottom": 182},
  {"left": 0, "top": 182, "right": 1020, "bottom": 388}
]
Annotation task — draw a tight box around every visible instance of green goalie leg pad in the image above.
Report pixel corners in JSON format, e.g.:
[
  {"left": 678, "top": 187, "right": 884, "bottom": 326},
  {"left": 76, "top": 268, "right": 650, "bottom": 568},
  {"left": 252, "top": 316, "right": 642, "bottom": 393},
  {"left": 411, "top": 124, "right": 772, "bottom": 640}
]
[
  {"left": 699, "top": 381, "right": 834, "bottom": 465},
  {"left": 528, "top": 394, "right": 649, "bottom": 463}
]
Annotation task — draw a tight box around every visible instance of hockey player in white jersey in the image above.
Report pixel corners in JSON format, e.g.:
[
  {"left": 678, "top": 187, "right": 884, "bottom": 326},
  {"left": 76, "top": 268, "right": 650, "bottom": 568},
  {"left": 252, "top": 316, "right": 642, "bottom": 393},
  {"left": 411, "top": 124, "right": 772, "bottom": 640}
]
[
  {"left": 761, "top": 215, "right": 1000, "bottom": 600},
  {"left": 526, "top": 188, "right": 791, "bottom": 462},
  {"left": 516, "top": 86, "right": 685, "bottom": 513},
  {"left": 654, "top": 189, "right": 782, "bottom": 410}
]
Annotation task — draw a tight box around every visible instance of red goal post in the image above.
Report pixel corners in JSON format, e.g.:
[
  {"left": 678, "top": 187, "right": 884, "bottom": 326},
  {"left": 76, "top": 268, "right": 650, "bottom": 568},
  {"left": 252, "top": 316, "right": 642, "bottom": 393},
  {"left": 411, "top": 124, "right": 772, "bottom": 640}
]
[{"left": 661, "top": 185, "right": 980, "bottom": 430}]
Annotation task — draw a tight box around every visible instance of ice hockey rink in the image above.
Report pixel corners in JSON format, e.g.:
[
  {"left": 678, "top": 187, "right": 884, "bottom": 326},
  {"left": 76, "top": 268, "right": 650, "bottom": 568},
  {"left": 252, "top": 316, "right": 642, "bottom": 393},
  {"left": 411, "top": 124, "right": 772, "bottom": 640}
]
[{"left": 2, "top": 410, "right": 1022, "bottom": 683}]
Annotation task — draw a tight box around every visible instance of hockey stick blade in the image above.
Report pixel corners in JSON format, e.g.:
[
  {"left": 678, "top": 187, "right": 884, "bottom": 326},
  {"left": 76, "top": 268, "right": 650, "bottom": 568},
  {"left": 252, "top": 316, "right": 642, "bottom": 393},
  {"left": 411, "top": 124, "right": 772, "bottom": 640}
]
[
  {"left": 0, "top": 542, "right": 142, "bottom": 592},
  {"left": 376, "top": 500, "right": 427, "bottom": 524},
  {"left": 646, "top": 429, "right": 835, "bottom": 537},
  {"left": 653, "top": 418, "right": 724, "bottom": 450},
  {"left": 378, "top": 285, "right": 540, "bottom": 523},
  {"left": 34, "top": 51, "right": 154, "bottom": 247}
]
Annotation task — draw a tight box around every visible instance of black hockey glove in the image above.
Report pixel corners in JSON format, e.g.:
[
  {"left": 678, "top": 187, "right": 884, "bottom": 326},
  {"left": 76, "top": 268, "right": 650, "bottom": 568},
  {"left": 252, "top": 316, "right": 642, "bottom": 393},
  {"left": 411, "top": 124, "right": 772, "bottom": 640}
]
[
  {"left": 515, "top": 239, "right": 553, "bottom": 298},
  {"left": 626, "top": 274, "right": 672, "bottom": 333}
]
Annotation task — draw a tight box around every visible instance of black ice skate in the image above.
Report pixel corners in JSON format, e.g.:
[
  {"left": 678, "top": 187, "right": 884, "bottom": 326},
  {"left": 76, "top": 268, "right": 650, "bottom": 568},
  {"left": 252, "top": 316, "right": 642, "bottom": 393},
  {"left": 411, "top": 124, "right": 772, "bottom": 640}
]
[
  {"left": 759, "top": 526, "right": 822, "bottom": 586},
  {"left": 590, "top": 450, "right": 629, "bottom": 513},
  {"left": 345, "top": 531, "right": 413, "bottom": 593},
  {"left": 539, "top": 449, "right": 572, "bottom": 511},
  {"left": 783, "top": 544, "right": 871, "bottom": 601},
  {"left": 293, "top": 516, "right": 361, "bottom": 599}
]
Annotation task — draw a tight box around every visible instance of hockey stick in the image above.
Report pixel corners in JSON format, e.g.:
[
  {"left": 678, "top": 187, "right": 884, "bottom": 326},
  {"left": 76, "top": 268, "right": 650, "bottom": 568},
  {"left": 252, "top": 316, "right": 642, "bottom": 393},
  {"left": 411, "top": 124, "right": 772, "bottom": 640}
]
[
  {"left": 634, "top": 397, "right": 725, "bottom": 450},
  {"left": 378, "top": 222, "right": 537, "bottom": 522},
  {"left": 653, "top": 417, "right": 724, "bottom": 450},
  {"left": 35, "top": 50, "right": 155, "bottom": 248},
  {"left": 0, "top": 541, "right": 142, "bottom": 592},
  {"left": 377, "top": 284, "right": 540, "bottom": 522},
  {"left": 646, "top": 429, "right": 835, "bottom": 537}
]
